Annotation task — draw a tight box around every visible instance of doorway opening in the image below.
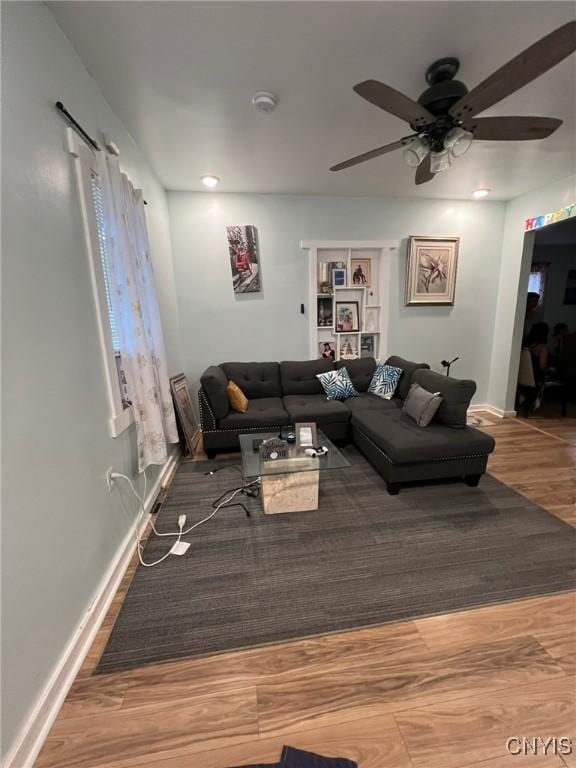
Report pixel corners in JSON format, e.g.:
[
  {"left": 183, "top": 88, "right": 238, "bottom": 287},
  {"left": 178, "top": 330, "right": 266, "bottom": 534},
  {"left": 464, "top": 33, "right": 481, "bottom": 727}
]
[{"left": 515, "top": 216, "right": 576, "bottom": 420}]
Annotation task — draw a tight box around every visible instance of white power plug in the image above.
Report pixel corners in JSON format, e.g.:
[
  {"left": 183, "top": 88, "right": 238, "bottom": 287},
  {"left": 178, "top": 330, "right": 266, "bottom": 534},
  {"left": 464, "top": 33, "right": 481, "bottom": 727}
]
[{"left": 105, "top": 467, "right": 115, "bottom": 492}]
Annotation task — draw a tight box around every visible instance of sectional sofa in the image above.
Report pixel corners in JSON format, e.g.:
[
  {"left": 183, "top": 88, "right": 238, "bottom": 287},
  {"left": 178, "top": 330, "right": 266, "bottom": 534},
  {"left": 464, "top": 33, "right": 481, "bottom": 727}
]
[{"left": 199, "top": 356, "right": 495, "bottom": 494}]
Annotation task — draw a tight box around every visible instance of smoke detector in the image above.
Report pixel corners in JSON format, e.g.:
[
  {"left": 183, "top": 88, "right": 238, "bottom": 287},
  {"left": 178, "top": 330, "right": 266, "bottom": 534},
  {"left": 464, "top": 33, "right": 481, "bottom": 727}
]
[{"left": 252, "top": 92, "right": 277, "bottom": 113}]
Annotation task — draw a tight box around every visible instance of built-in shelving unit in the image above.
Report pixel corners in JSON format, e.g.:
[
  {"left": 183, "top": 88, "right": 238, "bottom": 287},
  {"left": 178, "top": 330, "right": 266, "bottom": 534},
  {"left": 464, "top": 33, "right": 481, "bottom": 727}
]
[{"left": 301, "top": 240, "right": 399, "bottom": 362}]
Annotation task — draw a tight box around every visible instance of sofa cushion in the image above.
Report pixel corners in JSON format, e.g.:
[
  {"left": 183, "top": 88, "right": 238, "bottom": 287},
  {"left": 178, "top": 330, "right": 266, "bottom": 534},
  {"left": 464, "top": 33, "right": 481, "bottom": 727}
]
[
  {"left": 283, "top": 394, "right": 351, "bottom": 425},
  {"left": 221, "top": 362, "right": 282, "bottom": 399},
  {"left": 368, "top": 362, "right": 403, "bottom": 400},
  {"left": 316, "top": 368, "right": 359, "bottom": 401},
  {"left": 226, "top": 380, "right": 248, "bottom": 413},
  {"left": 402, "top": 383, "right": 443, "bottom": 427},
  {"left": 219, "top": 397, "right": 290, "bottom": 429},
  {"left": 412, "top": 369, "right": 476, "bottom": 429},
  {"left": 385, "top": 355, "right": 430, "bottom": 400},
  {"left": 345, "top": 393, "right": 402, "bottom": 414},
  {"left": 352, "top": 409, "right": 495, "bottom": 464},
  {"left": 335, "top": 357, "right": 376, "bottom": 392},
  {"left": 280, "top": 359, "right": 333, "bottom": 395},
  {"left": 200, "top": 365, "right": 230, "bottom": 420}
]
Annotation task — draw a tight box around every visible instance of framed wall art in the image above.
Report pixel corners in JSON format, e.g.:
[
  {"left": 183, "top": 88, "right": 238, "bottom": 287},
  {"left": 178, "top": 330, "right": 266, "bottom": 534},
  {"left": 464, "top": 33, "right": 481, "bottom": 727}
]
[
  {"left": 564, "top": 269, "right": 576, "bottom": 305},
  {"left": 405, "top": 236, "right": 459, "bottom": 306},
  {"left": 226, "top": 225, "right": 261, "bottom": 293}
]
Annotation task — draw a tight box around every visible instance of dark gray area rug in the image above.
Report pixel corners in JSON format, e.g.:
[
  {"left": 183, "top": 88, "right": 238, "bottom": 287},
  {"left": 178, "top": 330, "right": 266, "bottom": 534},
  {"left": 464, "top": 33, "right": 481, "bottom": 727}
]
[{"left": 97, "top": 450, "right": 576, "bottom": 674}]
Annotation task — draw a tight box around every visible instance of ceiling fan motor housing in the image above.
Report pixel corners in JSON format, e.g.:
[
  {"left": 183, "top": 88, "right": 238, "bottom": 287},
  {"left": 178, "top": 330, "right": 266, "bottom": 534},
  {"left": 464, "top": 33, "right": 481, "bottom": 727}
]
[{"left": 417, "top": 57, "right": 468, "bottom": 117}]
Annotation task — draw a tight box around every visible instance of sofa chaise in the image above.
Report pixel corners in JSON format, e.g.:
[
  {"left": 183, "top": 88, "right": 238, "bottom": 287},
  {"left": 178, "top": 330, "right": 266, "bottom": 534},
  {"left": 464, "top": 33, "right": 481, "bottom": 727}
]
[{"left": 198, "top": 356, "right": 495, "bottom": 493}]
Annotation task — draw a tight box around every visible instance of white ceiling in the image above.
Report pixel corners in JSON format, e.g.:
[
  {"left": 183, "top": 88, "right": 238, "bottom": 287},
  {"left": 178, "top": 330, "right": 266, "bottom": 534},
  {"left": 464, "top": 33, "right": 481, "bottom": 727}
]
[{"left": 50, "top": 1, "right": 576, "bottom": 200}]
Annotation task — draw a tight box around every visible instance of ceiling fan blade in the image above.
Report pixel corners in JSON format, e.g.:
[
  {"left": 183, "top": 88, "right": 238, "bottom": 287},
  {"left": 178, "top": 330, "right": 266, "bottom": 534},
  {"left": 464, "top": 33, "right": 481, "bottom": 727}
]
[
  {"left": 468, "top": 116, "right": 563, "bottom": 140},
  {"left": 450, "top": 20, "right": 576, "bottom": 120},
  {"left": 354, "top": 80, "right": 435, "bottom": 129},
  {"left": 415, "top": 153, "right": 434, "bottom": 185},
  {"left": 330, "top": 136, "right": 414, "bottom": 172}
]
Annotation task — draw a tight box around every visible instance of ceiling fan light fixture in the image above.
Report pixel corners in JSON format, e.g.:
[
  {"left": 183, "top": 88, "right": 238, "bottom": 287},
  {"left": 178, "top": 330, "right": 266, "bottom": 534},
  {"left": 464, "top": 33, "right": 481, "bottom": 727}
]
[
  {"left": 403, "top": 137, "right": 429, "bottom": 168},
  {"left": 444, "top": 127, "right": 474, "bottom": 157},
  {"left": 430, "top": 149, "right": 451, "bottom": 173}
]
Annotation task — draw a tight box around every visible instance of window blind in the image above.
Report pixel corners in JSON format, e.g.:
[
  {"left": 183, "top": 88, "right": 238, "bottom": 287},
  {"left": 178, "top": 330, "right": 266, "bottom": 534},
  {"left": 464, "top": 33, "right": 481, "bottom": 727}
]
[{"left": 90, "top": 171, "right": 121, "bottom": 352}]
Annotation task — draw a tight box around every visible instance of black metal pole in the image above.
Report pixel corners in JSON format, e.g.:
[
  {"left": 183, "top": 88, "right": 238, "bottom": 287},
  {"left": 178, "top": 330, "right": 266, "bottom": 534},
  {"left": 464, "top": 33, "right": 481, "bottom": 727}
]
[
  {"left": 55, "top": 101, "right": 148, "bottom": 204},
  {"left": 55, "top": 101, "right": 100, "bottom": 151}
]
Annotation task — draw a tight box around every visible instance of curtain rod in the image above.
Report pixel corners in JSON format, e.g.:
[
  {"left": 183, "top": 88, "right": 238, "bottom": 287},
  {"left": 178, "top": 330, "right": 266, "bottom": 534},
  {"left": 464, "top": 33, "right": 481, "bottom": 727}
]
[
  {"left": 55, "top": 101, "right": 148, "bottom": 205},
  {"left": 55, "top": 101, "right": 100, "bottom": 150}
]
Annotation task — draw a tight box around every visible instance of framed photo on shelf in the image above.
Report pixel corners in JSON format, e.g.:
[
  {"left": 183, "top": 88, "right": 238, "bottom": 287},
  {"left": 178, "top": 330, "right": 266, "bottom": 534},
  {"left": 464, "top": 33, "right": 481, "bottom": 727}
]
[
  {"left": 360, "top": 335, "right": 376, "bottom": 358},
  {"left": 351, "top": 258, "right": 371, "bottom": 287},
  {"left": 338, "top": 334, "right": 359, "bottom": 360},
  {"left": 318, "top": 261, "right": 346, "bottom": 293},
  {"left": 364, "top": 306, "right": 380, "bottom": 333},
  {"left": 405, "top": 236, "right": 459, "bottom": 306},
  {"left": 335, "top": 301, "right": 359, "bottom": 332},
  {"left": 317, "top": 296, "right": 333, "bottom": 327},
  {"left": 332, "top": 268, "right": 346, "bottom": 288},
  {"left": 319, "top": 341, "right": 336, "bottom": 361}
]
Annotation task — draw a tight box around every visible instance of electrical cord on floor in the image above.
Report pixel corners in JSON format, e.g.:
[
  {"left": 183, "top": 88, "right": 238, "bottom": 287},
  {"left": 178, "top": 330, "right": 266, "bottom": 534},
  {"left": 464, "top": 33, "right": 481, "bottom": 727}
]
[
  {"left": 111, "top": 471, "right": 186, "bottom": 568},
  {"left": 210, "top": 481, "right": 260, "bottom": 518},
  {"left": 204, "top": 464, "right": 243, "bottom": 477},
  {"left": 111, "top": 470, "right": 260, "bottom": 566}
]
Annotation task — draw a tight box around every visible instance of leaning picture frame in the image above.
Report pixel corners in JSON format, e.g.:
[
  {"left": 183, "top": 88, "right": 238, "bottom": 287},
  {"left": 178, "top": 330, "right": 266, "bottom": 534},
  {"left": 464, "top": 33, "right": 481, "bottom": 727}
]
[
  {"left": 295, "top": 422, "right": 317, "bottom": 450},
  {"left": 169, "top": 373, "right": 201, "bottom": 457},
  {"left": 405, "top": 236, "right": 459, "bottom": 306}
]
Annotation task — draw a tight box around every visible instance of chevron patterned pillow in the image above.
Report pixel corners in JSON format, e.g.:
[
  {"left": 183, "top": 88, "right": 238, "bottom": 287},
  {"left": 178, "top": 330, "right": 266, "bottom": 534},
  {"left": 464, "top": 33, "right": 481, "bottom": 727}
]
[
  {"left": 368, "top": 363, "right": 403, "bottom": 400},
  {"left": 316, "top": 368, "right": 359, "bottom": 401}
]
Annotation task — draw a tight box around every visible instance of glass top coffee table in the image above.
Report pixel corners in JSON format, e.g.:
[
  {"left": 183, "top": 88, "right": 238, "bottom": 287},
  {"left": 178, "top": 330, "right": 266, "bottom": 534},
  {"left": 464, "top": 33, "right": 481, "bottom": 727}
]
[{"left": 239, "top": 430, "right": 350, "bottom": 515}]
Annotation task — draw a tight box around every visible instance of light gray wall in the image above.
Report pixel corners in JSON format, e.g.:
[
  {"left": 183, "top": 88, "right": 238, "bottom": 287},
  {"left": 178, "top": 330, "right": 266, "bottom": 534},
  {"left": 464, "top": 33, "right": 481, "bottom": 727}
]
[
  {"left": 168, "top": 192, "right": 506, "bottom": 404},
  {"left": 487, "top": 175, "right": 576, "bottom": 411},
  {"left": 532, "top": 246, "right": 576, "bottom": 331},
  {"left": 1, "top": 3, "right": 181, "bottom": 758}
]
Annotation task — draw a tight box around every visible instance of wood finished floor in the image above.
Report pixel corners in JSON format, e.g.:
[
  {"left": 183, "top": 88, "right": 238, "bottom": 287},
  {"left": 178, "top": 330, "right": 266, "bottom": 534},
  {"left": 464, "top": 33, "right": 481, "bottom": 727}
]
[{"left": 35, "top": 414, "right": 576, "bottom": 768}]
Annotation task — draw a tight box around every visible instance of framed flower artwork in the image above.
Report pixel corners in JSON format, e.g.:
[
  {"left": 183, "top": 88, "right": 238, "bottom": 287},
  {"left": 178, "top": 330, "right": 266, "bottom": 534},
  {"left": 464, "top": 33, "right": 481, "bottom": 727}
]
[{"left": 405, "top": 236, "right": 459, "bottom": 306}]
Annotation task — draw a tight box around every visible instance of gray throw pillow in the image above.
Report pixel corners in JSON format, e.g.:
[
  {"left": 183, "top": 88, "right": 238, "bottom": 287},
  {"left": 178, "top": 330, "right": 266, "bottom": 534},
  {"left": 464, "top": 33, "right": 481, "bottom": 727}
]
[{"left": 402, "top": 383, "right": 443, "bottom": 427}]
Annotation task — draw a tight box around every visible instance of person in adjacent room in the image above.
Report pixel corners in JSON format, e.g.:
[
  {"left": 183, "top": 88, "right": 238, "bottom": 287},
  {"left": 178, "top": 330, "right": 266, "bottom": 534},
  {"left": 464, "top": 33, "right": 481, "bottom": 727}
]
[
  {"left": 523, "top": 291, "right": 543, "bottom": 342},
  {"left": 525, "top": 322, "right": 550, "bottom": 382},
  {"left": 550, "top": 322, "right": 569, "bottom": 364}
]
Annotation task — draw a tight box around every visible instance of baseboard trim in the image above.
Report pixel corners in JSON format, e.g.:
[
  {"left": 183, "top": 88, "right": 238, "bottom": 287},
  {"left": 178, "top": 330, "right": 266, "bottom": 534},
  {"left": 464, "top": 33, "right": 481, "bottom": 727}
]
[
  {"left": 2, "top": 451, "right": 180, "bottom": 768},
  {"left": 468, "top": 405, "right": 517, "bottom": 418}
]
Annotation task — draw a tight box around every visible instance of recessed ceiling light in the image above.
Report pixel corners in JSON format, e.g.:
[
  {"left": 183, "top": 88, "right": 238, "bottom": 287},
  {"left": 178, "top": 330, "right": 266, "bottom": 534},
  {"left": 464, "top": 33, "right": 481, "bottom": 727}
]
[
  {"left": 472, "top": 188, "right": 490, "bottom": 199},
  {"left": 201, "top": 175, "right": 220, "bottom": 189}
]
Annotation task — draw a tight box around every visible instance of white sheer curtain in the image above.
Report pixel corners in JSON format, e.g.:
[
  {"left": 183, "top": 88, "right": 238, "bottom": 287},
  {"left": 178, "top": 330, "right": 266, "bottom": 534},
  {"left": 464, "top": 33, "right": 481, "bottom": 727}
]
[{"left": 99, "top": 153, "right": 178, "bottom": 471}]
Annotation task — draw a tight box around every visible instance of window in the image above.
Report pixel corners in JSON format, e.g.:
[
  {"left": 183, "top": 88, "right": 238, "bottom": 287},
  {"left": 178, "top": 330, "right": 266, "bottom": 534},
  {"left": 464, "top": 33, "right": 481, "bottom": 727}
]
[
  {"left": 528, "top": 262, "right": 549, "bottom": 307},
  {"left": 528, "top": 271, "right": 544, "bottom": 296},
  {"left": 68, "top": 129, "right": 133, "bottom": 436}
]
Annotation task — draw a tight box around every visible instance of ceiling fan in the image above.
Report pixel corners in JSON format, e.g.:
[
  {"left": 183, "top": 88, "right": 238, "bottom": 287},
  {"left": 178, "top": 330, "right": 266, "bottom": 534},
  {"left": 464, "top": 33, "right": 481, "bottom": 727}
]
[{"left": 330, "top": 20, "right": 576, "bottom": 185}]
